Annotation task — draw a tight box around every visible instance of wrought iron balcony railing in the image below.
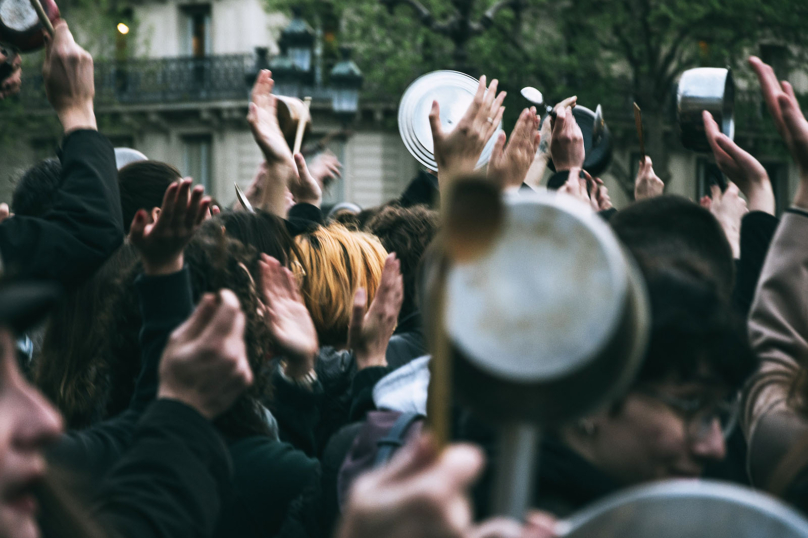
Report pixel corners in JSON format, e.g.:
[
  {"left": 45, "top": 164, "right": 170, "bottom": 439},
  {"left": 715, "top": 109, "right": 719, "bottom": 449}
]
[{"left": 12, "top": 53, "right": 339, "bottom": 110}]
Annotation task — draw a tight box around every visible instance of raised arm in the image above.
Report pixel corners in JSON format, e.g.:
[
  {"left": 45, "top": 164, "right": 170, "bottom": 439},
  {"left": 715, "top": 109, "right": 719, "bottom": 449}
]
[
  {"left": 0, "top": 21, "right": 123, "bottom": 288},
  {"left": 743, "top": 56, "right": 808, "bottom": 489}
]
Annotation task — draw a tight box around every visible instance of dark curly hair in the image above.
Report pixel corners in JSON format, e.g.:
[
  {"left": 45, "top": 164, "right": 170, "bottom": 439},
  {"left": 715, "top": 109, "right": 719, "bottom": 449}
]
[{"left": 364, "top": 204, "right": 439, "bottom": 321}]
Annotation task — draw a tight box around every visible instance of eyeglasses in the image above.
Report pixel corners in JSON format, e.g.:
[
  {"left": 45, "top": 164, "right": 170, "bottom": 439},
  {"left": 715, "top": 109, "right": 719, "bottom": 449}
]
[{"left": 637, "top": 389, "right": 740, "bottom": 442}]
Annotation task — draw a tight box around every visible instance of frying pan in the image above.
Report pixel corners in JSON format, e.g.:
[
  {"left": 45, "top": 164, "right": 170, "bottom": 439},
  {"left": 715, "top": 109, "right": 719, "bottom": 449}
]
[{"left": 0, "top": 0, "right": 59, "bottom": 52}]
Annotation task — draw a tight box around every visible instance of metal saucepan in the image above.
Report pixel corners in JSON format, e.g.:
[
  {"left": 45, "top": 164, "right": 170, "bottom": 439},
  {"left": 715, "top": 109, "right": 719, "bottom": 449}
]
[
  {"left": 562, "top": 479, "right": 808, "bottom": 538},
  {"left": 0, "top": 0, "right": 59, "bottom": 52},
  {"left": 521, "top": 88, "right": 613, "bottom": 176},
  {"left": 677, "top": 67, "right": 735, "bottom": 152},
  {"left": 435, "top": 189, "right": 650, "bottom": 518}
]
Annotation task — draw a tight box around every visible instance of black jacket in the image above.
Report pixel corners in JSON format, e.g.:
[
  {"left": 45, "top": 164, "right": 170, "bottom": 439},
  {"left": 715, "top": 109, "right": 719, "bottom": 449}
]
[{"left": 0, "top": 130, "right": 123, "bottom": 288}]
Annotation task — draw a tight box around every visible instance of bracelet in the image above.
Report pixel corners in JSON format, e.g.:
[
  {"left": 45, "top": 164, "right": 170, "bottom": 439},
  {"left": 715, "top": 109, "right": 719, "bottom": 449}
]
[{"left": 278, "top": 360, "right": 318, "bottom": 391}]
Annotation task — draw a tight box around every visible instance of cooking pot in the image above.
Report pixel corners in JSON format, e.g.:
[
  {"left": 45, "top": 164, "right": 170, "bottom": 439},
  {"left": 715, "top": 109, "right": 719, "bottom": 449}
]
[
  {"left": 563, "top": 479, "right": 808, "bottom": 538},
  {"left": 545, "top": 104, "right": 614, "bottom": 178},
  {"left": 432, "top": 185, "right": 650, "bottom": 518},
  {"left": 0, "top": 0, "right": 59, "bottom": 52},
  {"left": 677, "top": 67, "right": 735, "bottom": 152}
]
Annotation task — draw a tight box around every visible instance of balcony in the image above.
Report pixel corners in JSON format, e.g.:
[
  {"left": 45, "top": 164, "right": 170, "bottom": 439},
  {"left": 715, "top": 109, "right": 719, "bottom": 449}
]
[{"left": 9, "top": 53, "right": 338, "bottom": 111}]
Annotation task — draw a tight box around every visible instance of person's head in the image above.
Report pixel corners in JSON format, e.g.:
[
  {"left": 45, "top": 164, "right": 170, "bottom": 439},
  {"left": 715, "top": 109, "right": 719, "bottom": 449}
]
[
  {"left": 0, "top": 282, "right": 64, "bottom": 538},
  {"left": 217, "top": 210, "right": 298, "bottom": 267},
  {"left": 364, "top": 204, "right": 439, "bottom": 321},
  {"left": 610, "top": 195, "right": 735, "bottom": 300},
  {"left": 293, "top": 224, "right": 388, "bottom": 347},
  {"left": 118, "top": 161, "right": 181, "bottom": 233},
  {"left": 11, "top": 159, "right": 62, "bottom": 218},
  {"left": 563, "top": 263, "right": 755, "bottom": 485},
  {"left": 0, "top": 326, "right": 63, "bottom": 538}
]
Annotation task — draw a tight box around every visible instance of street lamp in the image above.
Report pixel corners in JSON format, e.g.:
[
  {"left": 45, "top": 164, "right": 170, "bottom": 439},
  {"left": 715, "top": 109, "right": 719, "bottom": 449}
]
[
  {"left": 268, "top": 47, "right": 301, "bottom": 97},
  {"left": 280, "top": 7, "right": 315, "bottom": 80},
  {"left": 330, "top": 46, "right": 363, "bottom": 124}
]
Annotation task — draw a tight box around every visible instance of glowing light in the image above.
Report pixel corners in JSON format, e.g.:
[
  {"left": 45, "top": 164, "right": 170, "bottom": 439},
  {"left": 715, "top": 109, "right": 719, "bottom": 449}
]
[{"left": 117, "top": 23, "right": 130, "bottom": 35}]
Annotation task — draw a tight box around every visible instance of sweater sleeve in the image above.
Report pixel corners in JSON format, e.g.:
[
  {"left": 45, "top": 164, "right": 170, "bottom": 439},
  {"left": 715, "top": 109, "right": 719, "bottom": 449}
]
[
  {"left": 0, "top": 130, "right": 123, "bottom": 288},
  {"left": 743, "top": 210, "right": 808, "bottom": 487},
  {"left": 733, "top": 211, "right": 780, "bottom": 318},
  {"left": 93, "top": 399, "right": 232, "bottom": 538}
]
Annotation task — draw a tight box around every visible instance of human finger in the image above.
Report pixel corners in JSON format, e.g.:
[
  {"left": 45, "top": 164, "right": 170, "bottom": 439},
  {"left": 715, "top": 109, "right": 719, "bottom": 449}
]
[
  {"left": 347, "top": 287, "right": 367, "bottom": 348},
  {"left": 200, "top": 289, "right": 246, "bottom": 343},
  {"left": 429, "top": 100, "right": 444, "bottom": 142},
  {"left": 185, "top": 185, "right": 205, "bottom": 228},
  {"left": 174, "top": 293, "right": 219, "bottom": 341},
  {"left": 480, "top": 79, "right": 499, "bottom": 118},
  {"left": 710, "top": 184, "right": 722, "bottom": 201},
  {"left": 469, "top": 518, "right": 523, "bottom": 538},
  {"left": 172, "top": 179, "right": 193, "bottom": 227}
]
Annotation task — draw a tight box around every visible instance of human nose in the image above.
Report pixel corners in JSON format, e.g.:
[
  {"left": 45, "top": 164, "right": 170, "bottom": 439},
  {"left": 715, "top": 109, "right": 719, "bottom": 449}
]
[
  {"left": 15, "top": 382, "right": 63, "bottom": 451},
  {"left": 690, "top": 417, "right": 726, "bottom": 461}
]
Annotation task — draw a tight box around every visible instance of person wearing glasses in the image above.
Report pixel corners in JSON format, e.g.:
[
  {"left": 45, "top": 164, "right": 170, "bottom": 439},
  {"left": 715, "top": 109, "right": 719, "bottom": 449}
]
[{"left": 523, "top": 263, "right": 757, "bottom": 517}]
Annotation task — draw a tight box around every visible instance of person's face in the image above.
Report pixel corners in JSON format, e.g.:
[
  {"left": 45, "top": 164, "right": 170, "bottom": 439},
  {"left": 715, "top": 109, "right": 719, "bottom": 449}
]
[
  {"left": 0, "top": 328, "right": 62, "bottom": 538},
  {"left": 588, "top": 379, "right": 729, "bottom": 485}
]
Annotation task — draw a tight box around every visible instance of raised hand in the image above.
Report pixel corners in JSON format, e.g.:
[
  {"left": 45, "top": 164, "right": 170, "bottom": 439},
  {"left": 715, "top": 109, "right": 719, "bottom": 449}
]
[
  {"left": 337, "top": 435, "right": 485, "bottom": 538},
  {"left": 634, "top": 156, "right": 664, "bottom": 201},
  {"left": 292, "top": 153, "right": 323, "bottom": 207},
  {"left": 158, "top": 290, "right": 253, "bottom": 420},
  {"left": 590, "top": 174, "right": 612, "bottom": 212},
  {"left": 429, "top": 76, "right": 507, "bottom": 181},
  {"left": 550, "top": 106, "right": 585, "bottom": 172},
  {"left": 129, "top": 178, "right": 211, "bottom": 275},
  {"left": 749, "top": 56, "right": 808, "bottom": 210},
  {"left": 248, "top": 70, "right": 295, "bottom": 168},
  {"left": 703, "top": 110, "right": 774, "bottom": 215},
  {"left": 348, "top": 253, "right": 404, "bottom": 370},
  {"left": 259, "top": 253, "right": 319, "bottom": 378},
  {"left": 701, "top": 182, "right": 747, "bottom": 259},
  {"left": 307, "top": 150, "right": 343, "bottom": 191},
  {"left": 557, "top": 167, "right": 592, "bottom": 209},
  {"left": 43, "top": 21, "right": 96, "bottom": 133},
  {"left": 488, "top": 107, "right": 542, "bottom": 191},
  {"left": 524, "top": 96, "right": 578, "bottom": 190},
  {"left": 0, "top": 49, "right": 21, "bottom": 100}
]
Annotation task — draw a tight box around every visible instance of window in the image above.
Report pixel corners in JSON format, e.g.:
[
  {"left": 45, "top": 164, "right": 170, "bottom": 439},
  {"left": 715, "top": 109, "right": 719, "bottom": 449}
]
[
  {"left": 182, "top": 5, "right": 211, "bottom": 58},
  {"left": 183, "top": 135, "right": 212, "bottom": 192}
]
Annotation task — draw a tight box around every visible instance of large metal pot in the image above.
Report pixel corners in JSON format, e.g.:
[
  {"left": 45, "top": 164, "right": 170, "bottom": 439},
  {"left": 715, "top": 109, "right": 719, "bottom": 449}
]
[
  {"left": 432, "top": 188, "right": 650, "bottom": 518},
  {"left": 563, "top": 479, "right": 808, "bottom": 538},
  {"left": 0, "top": 0, "right": 59, "bottom": 52},
  {"left": 677, "top": 67, "right": 735, "bottom": 152},
  {"left": 445, "top": 191, "right": 649, "bottom": 426}
]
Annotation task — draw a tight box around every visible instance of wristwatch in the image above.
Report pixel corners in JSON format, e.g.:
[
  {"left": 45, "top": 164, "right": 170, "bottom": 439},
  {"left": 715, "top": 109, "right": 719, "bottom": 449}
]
[{"left": 278, "top": 360, "right": 318, "bottom": 391}]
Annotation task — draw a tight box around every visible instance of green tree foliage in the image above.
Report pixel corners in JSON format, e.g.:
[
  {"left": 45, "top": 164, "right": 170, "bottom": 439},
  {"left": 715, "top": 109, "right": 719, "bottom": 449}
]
[{"left": 266, "top": 0, "right": 808, "bottom": 181}]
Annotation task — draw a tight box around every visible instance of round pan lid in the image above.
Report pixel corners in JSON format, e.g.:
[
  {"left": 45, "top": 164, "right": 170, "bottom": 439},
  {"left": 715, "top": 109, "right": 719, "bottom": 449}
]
[{"left": 398, "top": 70, "right": 503, "bottom": 172}]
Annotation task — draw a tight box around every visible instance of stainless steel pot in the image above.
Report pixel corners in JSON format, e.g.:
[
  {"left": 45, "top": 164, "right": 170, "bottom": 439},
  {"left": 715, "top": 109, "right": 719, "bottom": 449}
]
[
  {"left": 434, "top": 188, "right": 650, "bottom": 518},
  {"left": 563, "top": 479, "right": 808, "bottom": 538},
  {"left": 677, "top": 67, "right": 735, "bottom": 152}
]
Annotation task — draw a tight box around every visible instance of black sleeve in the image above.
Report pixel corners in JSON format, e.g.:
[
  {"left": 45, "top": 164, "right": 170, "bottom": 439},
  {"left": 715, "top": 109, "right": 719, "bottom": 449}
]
[
  {"left": 732, "top": 211, "right": 780, "bottom": 318},
  {"left": 285, "top": 203, "right": 325, "bottom": 236},
  {"left": 348, "top": 366, "right": 389, "bottom": 421},
  {"left": 93, "top": 399, "right": 232, "bottom": 538},
  {"left": 271, "top": 367, "right": 324, "bottom": 457},
  {"left": 48, "top": 268, "right": 195, "bottom": 484},
  {"left": 0, "top": 130, "right": 123, "bottom": 288}
]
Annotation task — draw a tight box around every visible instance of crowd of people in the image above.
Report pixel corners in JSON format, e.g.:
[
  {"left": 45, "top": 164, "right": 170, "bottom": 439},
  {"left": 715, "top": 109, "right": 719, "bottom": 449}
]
[{"left": 1, "top": 16, "right": 808, "bottom": 538}]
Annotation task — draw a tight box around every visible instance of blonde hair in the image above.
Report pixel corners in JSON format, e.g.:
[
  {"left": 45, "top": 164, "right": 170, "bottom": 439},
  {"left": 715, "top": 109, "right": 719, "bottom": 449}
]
[{"left": 293, "top": 224, "right": 388, "bottom": 346}]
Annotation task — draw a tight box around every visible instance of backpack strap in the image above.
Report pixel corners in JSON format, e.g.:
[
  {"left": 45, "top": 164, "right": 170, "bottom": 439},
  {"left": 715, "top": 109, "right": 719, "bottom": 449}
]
[{"left": 373, "top": 412, "right": 424, "bottom": 468}]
